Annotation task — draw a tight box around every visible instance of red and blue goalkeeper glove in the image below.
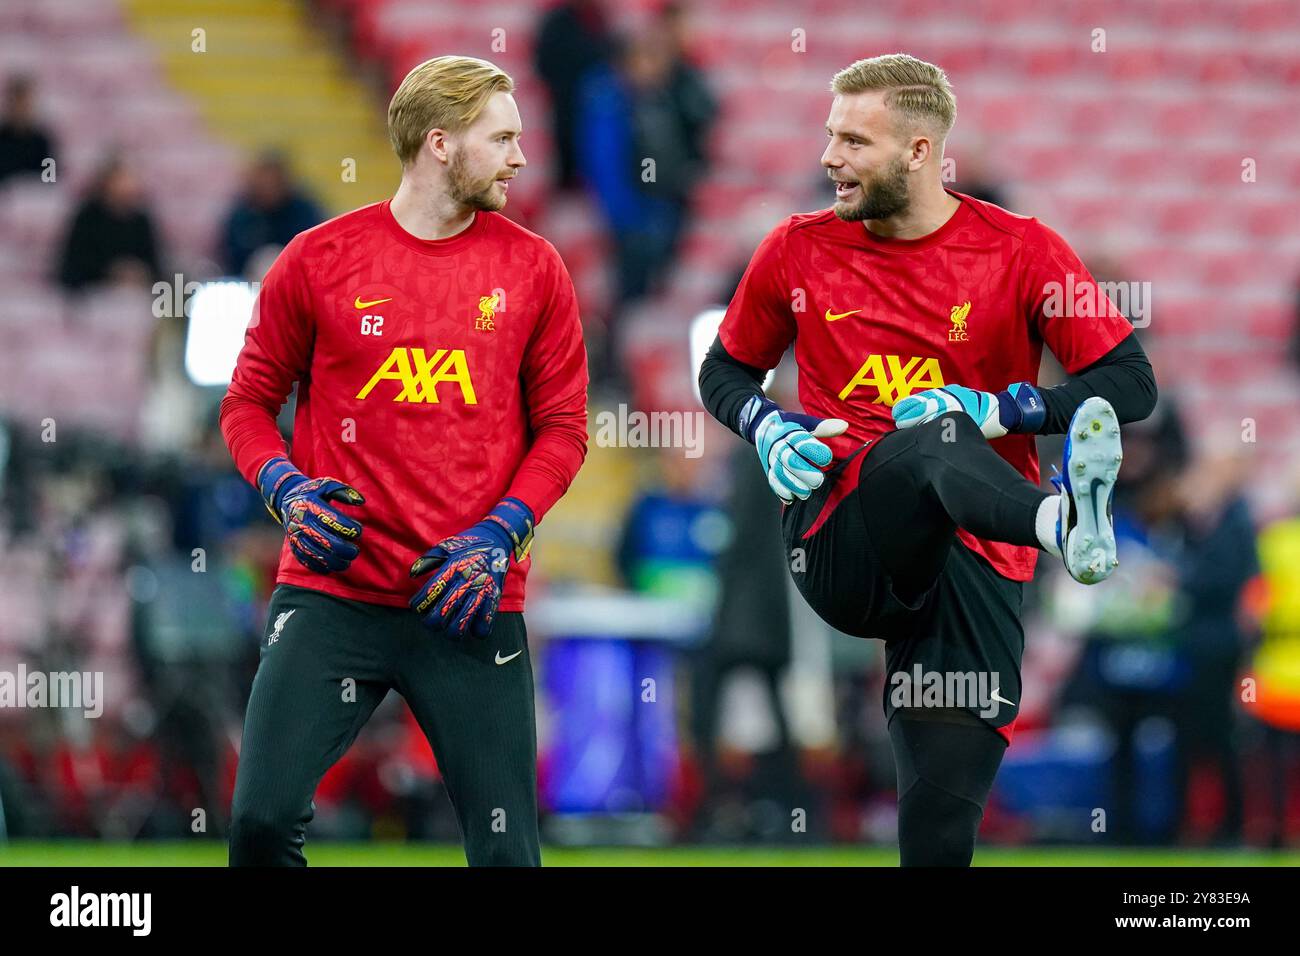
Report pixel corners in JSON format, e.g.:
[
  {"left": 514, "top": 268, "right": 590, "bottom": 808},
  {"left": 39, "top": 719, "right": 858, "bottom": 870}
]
[
  {"left": 408, "top": 497, "right": 535, "bottom": 640},
  {"left": 257, "top": 456, "right": 365, "bottom": 574}
]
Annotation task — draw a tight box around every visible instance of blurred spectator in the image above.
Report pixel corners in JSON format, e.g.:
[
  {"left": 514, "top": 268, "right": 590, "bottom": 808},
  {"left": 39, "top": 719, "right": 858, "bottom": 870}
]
[
  {"left": 579, "top": 24, "right": 715, "bottom": 306},
  {"left": 56, "top": 154, "right": 162, "bottom": 291},
  {"left": 533, "top": 0, "right": 612, "bottom": 191},
  {"left": 0, "top": 74, "right": 56, "bottom": 183},
  {"left": 1111, "top": 388, "right": 1191, "bottom": 514},
  {"left": 1168, "top": 450, "right": 1258, "bottom": 845},
  {"left": 1060, "top": 415, "right": 1258, "bottom": 846},
  {"left": 578, "top": 33, "right": 669, "bottom": 296},
  {"left": 1059, "top": 462, "right": 1187, "bottom": 844},
  {"left": 687, "top": 440, "right": 800, "bottom": 838},
  {"left": 219, "top": 151, "right": 323, "bottom": 278},
  {"left": 578, "top": 21, "right": 715, "bottom": 383},
  {"left": 657, "top": 3, "right": 718, "bottom": 179},
  {"left": 615, "top": 449, "right": 725, "bottom": 610},
  {"left": 1248, "top": 491, "right": 1300, "bottom": 847},
  {"left": 949, "top": 142, "right": 1008, "bottom": 208},
  {"left": 1055, "top": 396, "right": 1187, "bottom": 843}
]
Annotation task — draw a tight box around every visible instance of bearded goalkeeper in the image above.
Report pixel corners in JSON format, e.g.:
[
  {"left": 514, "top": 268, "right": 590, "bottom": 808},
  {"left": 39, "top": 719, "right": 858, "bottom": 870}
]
[
  {"left": 699, "top": 54, "right": 1156, "bottom": 866},
  {"left": 220, "top": 56, "right": 588, "bottom": 866}
]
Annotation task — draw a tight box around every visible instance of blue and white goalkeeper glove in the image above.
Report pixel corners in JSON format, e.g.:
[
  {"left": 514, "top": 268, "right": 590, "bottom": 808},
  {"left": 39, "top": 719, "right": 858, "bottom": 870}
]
[
  {"left": 739, "top": 395, "right": 848, "bottom": 504},
  {"left": 891, "top": 382, "right": 1045, "bottom": 439}
]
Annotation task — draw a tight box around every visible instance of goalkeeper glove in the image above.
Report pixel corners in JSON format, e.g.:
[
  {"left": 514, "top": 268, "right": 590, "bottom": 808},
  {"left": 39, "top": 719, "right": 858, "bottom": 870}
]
[
  {"left": 408, "top": 497, "right": 535, "bottom": 640},
  {"left": 738, "top": 395, "right": 848, "bottom": 504},
  {"left": 257, "top": 456, "right": 365, "bottom": 574},
  {"left": 891, "top": 382, "right": 1045, "bottom": 439}
]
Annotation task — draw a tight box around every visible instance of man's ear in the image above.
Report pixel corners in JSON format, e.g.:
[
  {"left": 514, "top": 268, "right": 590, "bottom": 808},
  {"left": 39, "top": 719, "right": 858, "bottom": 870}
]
[
  {"left": 425, "top": 127, "right": 451, "bottom": 164},
  {"left": 908, "top": 135, "right": 934, "bottom": 170}
]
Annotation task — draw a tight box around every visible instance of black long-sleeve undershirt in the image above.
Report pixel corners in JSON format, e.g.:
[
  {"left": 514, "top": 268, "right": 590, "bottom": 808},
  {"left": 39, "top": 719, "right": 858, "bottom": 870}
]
[
  {"left": 698, "top": 336, "right": 768, "bottom": 439},
  {"left": 1034, "top": 332, "right": 1157, "bottom": 434},
  {"left": 699, "top": 330, "right": 1157, "bottom": 440}
]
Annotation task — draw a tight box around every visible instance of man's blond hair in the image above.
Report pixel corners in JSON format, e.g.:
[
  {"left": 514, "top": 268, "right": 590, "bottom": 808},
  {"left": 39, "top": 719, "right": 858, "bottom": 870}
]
[
  {"left": 830, "top": 53, "right": 956, "bottom": 142},
  {"left": 387, "top": 55, "right": 514, "bottom": 166}
]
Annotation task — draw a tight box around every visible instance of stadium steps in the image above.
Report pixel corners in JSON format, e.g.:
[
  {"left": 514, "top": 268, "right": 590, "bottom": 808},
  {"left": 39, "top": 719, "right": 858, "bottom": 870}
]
[{"left": 120, "top": 0, "right": 398, "bottom": 214}]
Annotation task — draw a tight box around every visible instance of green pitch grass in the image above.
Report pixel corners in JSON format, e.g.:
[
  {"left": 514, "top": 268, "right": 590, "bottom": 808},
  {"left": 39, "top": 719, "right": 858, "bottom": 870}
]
[{"left": 1, "top": 841, "right": 1297, "bottom": 867}]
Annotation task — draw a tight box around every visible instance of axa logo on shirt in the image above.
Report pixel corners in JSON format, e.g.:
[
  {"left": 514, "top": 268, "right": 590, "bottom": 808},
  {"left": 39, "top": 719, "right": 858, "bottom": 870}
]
[
  {"left": 838, "top": 354, "right": 945, "bottom": 405},
  {"left": 356, "top": 347, "right": 478, "bottom": 404}
]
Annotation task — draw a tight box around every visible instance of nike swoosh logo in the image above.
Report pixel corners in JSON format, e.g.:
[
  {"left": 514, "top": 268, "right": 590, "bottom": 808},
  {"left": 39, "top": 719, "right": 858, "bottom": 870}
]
[
  {"left": 990, "top": 687, "right": 1017, "bottom": 708},
  {"left": 354, "top": 296, "right": 392, "bottom": 309},
  {"left": 495, "top": 649, "right": 523, "bottom": 666},
  {"left": 824, "top": 308, "right": 862, "bottom": 322},
  {"left": 1089, "top": 477, "right": 1105, "bottom": 534}
]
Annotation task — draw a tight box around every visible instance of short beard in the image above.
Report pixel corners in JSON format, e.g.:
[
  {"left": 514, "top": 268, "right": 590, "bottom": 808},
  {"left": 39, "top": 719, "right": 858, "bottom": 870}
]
[
  {"left": 448, "top": 150, "right": 505, "bottom": 212},
  {"left": 834, "top": 154, "right": 910, "bottom": 222}
]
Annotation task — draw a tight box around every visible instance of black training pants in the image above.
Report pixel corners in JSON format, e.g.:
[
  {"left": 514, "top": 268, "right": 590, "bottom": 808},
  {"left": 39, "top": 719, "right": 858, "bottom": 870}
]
[{"left": 229, "top": 584, "right": 539, "bottom": 867}]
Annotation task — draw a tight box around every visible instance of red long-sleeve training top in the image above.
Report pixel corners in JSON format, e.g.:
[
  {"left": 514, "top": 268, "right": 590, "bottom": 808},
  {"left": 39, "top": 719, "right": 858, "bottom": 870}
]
[{"left": 220, "top": 200, "right": 589, "bottom": 611}]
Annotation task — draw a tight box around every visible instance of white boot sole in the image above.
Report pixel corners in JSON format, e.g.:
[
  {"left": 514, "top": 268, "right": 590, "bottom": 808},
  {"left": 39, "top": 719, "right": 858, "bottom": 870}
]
[{"left": 1061, "top": 397, "right": 1122, "bottom": 584}]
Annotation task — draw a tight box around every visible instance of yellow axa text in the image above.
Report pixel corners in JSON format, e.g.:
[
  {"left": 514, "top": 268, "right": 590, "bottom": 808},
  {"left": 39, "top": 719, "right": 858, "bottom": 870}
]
[
  {"left": 356, "top": 347, "right": 478, "bottom": 404},
  {"left": 838, "top": 354, "right": 944, "bottom": 405}
]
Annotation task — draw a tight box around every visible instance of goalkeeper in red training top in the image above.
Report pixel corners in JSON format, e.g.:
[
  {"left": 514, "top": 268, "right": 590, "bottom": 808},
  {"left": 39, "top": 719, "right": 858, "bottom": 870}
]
[
  {"left": 699, "top": 54, "right": 1156, "bottom": 866},
  {"left": 220, "top": 56, "right": 588, "bottom": 867}
]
